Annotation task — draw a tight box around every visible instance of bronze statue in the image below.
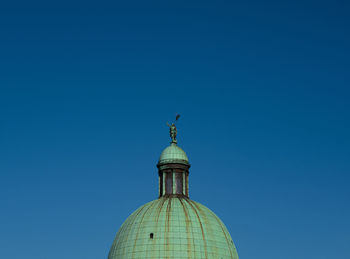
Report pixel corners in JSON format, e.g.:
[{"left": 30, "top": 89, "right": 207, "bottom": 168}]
[{"left": 167, "top": 114, "right": 180, "bottom": 144}]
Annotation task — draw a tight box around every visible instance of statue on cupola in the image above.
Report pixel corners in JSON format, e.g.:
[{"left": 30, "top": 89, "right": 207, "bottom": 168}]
[{"left": 166, "top": 114, "right": 180, "bottom": 144}]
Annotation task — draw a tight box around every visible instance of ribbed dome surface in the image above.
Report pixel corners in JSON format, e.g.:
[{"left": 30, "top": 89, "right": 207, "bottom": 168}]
[
  {"left": 158, "top": 144, "right": 189, "bottom": 166},
  {"left": 108, "top": 197, "right": 239, "bottom": 259}
]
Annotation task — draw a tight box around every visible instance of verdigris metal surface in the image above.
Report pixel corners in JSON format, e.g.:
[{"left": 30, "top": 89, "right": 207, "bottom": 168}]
[
  {"left": 108, "top": 197, "right": 239, "bottom": 259},
  {"left": 158, "top": 143, "right": 190, "bottom": 166}
]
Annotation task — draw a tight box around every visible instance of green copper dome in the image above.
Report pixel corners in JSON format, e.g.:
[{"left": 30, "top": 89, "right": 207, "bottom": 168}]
[
  {"left": 158, "top": 143, "right": 189, "bottom": 166},
  {"left": 108, "top": 120, "right": 239, "bottom": 259},
  {"left": 108, "top": 197, "right": 238, "bottom": 259}
]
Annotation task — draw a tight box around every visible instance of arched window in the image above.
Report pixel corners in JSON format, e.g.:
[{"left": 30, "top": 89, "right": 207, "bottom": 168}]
[
  {"left": 175, "top": 172, "right": 183, "bottom": 195},
  {"left": 165, "top": 172, "right": 173, "bottom": 194}
]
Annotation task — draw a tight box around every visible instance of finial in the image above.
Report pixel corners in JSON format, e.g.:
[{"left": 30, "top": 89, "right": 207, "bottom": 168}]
[{"left": 166, "top": 114, "right": 180, "bottom": 144}]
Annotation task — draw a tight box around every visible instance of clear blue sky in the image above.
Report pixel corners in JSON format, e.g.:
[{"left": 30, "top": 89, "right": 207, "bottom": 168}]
[{"left": 0, "top": 1, "right": 349, "bottom": 258}]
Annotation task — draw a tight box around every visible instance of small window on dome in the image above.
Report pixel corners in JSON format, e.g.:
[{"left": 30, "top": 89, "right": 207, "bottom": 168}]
[{"left": 150, "top": 233, "right": 154, "bottom": 239}]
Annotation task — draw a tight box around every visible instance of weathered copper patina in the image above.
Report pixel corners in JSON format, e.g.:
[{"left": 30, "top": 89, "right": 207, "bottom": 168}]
[{"left": 108, "top": 120, "right": 239, "bottom": 259}]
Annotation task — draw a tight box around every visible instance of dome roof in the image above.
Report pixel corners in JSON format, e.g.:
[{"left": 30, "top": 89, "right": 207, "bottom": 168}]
[
  {"left": 158, "top": 143, "right": 189, "bottom": 166},
  {"left": 108, "top": 197, "right": 239, "bottom": 259}
]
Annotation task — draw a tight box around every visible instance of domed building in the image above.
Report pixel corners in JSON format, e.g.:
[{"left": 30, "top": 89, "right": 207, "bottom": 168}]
[{"left": 108, "top": 122, "right": 239, "bottom": 259}]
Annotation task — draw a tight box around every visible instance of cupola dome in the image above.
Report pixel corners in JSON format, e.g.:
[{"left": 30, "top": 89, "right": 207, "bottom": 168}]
[{"left": 158, "top": 143, "right": 189, "bottom": 166}]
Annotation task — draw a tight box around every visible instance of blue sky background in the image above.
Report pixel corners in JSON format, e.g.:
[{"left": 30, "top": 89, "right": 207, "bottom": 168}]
[{"left": 0, "top": 1, "right": 349, "bottom": 258}]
